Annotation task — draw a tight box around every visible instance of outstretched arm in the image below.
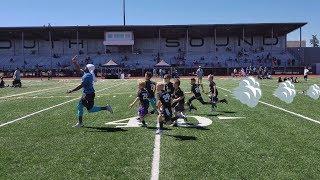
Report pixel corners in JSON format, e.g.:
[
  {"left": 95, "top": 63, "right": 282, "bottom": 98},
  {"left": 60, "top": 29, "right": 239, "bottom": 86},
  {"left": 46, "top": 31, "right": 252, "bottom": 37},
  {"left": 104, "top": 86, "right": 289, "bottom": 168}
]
[
  {"left": 172, "top": 96, "right": 184, "bottom": 104},
  {"left": 67, "top": 83, "right": 83, "bottom": 93},
  {"left": 129, "top": 97, "right": 139, "bottom": 108},
  {"left": 71, "top": 55, "right": 82, "bottom": 73}
]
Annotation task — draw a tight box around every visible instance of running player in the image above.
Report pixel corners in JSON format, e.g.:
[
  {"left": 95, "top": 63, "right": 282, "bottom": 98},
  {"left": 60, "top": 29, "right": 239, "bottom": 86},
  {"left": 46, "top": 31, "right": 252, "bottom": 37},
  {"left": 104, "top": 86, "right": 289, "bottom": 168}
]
[
  {"left": 67, "top": 55, "right": 113, "bottom": 128},
  {"left": 156, "top": 83, "right": 172, "bottom": 134},
  {"left": 186, "top": 78, "right": 211, "bottom": 111},
  {"left": 172, "top": 79, "right": 187, "bottom": 126},
  {"left": 145, "top": 72, "right": 157, "bottom": 114},
  {"left": 208, "top": 75, "right": 228, "bottom": 111},
  {"left": 164, "top": 74, "right": 174, "bottom": 96},
  {"left": 129, "top": 81, "right": 149, "bottom": 127}
]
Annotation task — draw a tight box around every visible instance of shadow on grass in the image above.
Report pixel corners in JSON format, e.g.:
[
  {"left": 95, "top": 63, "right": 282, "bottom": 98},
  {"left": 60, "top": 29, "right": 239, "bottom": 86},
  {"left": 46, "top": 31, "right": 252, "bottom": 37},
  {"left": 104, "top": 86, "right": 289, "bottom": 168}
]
[
  {"left": 146, "top": 126, "right": 172, "bottom": 131},
  {"left": 194, "top": 113, "right": 223, "bottom": 117},
  {"left": 216, "top": 110, "right": 237, "bottom": 114},
  {"left": 165, "top": 134, "right": 197, "bottom": 141},
  {"left": 84, "top": 126, "right": 128, "bottom": 133}
]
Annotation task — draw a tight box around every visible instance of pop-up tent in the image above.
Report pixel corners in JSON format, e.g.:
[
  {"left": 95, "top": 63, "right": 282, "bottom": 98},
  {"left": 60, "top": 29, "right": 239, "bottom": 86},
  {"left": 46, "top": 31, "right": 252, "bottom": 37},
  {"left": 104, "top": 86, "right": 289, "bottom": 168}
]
[
  {"left": 101, "top": 60, "right": 121, "bottom": 79},
  {"left": 102, "top": 60, "right": 119, "bottom": 67},
  {"left": 154, "top": 60, "right": 172, "bottom": 77},
  {"left": 155, "top": 60, "right": 170, "bottom": 67}
]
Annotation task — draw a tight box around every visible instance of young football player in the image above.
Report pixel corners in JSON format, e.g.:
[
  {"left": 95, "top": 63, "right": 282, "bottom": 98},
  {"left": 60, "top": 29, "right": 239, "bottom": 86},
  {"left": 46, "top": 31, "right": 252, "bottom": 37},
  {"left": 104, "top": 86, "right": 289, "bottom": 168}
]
[
  {"left": 186, "top": 78, "right": 210, "bottom": 111},
  {"left": 208, "top": 75, "right": 228, "bottom": 111},
  {"left": 67, "top": 55, "right": 113, "bottom": 128},
  {"left": 156, "top": 83, "right": 172, "bottom": 134},
  {"left": 129, "top": 80, "right": 149, "bottom": 127},
  {"left": 145, "top": 72, "right": 157, "bottom": 114},
  {"left": 171, "top": 79, "right": 187, "bottom": 126},
  {"left": 164, "top": 74, "right": 174, "bottom": 96}
]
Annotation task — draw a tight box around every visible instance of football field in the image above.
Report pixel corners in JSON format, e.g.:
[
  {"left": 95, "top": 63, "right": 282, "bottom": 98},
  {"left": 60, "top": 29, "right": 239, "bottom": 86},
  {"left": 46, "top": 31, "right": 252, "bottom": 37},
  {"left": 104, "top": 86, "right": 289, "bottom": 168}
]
[{"left": 1, "top": 77, "right": 320, "bottom": 179}]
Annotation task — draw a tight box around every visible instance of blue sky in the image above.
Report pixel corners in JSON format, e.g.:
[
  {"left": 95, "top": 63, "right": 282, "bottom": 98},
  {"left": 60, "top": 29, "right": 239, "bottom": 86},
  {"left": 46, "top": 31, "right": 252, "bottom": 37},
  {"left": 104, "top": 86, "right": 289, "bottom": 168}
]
[{"left": 1, "top": 0, "right": 318, "bottom": 46}]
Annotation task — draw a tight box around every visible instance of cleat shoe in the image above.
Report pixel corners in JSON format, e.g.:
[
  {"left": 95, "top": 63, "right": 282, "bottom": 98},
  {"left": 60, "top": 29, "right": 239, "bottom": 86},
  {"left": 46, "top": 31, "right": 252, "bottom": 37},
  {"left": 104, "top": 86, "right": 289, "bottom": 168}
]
[
  {"left": 171, "top": 122, "right": 178, "bottom": 127},
  {"left": 141, "top": 121, "right": 147, "bottom": 127},
  {"left": 221, "top": 99, "right": 228, "bottom": 104},
  {"left": 106, "top": 105, "right": 113, "bottom": 113},
  {"left": 156, "top": 129, "right": 163, "bottom": 135},
  {"left": 73, "top": 122, "right": 84, "bottom": 128}
]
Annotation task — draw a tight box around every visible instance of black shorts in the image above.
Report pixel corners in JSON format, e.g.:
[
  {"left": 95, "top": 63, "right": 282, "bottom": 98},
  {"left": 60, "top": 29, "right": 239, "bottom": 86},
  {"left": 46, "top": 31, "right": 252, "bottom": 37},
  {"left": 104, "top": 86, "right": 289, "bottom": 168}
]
[
  {"left": 174, "top": 103, "right": 185, "bottom": 112},
  {"left": 81, "top": 93, "right": 95, "bottom": 110},
  {"left": 304, "top": 75, "right": 308, "bottom": 79},
  {"left": 161, "top": 107, "right": 172, "bottom": 122},
  {"left": 12, "top": 80, "right": 21, "bottom": 86}
]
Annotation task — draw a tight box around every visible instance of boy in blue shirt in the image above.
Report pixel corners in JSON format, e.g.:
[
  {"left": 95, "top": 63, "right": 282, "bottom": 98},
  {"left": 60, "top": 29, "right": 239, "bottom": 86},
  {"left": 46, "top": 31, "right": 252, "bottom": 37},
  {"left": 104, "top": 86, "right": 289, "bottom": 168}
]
[{"left": 67, "top": 55, "right": 113, "bottom": 128}]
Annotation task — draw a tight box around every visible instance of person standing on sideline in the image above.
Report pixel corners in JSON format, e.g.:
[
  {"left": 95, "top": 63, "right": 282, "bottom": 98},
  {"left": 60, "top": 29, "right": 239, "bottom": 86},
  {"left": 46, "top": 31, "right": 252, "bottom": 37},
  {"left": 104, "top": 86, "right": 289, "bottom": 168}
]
[
  {"left": 12, "top": 68, "right": 22, "bottom": 88},
  {"left": 304, "top": 66, "right": 309, "bottom": 81},
  {"left": 196, "top": 66, "right": 204, "bottom": 85}
]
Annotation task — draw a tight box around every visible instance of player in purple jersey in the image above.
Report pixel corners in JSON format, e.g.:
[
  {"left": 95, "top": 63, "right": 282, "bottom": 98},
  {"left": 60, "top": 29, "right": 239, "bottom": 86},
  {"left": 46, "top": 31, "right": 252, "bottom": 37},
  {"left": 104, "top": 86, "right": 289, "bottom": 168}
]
[{"left": 129, "top": 81, "right": 150, "bottom": 127}]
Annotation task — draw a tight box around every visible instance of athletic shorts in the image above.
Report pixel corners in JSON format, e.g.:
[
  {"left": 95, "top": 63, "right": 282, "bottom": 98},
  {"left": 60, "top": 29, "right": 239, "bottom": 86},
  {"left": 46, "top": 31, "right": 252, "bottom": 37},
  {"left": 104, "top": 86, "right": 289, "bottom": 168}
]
[
  {"left": 174, "top": 103, "right": 185, "bottom": 112},
  {"left": 81, "top": 93, "right": 95, "bottom": 110},
  {"left": 138, "top": 106, "right": 149, "bottom": 117}
]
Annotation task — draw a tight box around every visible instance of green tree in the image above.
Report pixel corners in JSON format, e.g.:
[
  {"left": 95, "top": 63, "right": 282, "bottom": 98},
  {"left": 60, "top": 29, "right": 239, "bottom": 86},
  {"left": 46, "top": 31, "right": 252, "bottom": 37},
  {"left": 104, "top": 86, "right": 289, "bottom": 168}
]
[{"left": 310, "top": 35, "right": 319, "bottom": 47}]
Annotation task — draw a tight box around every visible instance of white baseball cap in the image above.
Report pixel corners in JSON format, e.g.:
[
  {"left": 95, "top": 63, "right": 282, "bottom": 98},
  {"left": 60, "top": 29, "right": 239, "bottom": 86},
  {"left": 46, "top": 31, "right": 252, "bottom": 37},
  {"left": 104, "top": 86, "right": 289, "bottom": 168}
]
[{"left": 86, "top": 64, "right": 95, "bottom": 72}]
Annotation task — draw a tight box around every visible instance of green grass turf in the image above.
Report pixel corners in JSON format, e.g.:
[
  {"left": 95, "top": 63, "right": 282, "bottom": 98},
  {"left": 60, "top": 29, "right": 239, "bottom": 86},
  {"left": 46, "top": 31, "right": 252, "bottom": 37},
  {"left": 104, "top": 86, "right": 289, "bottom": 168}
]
[{"left": 0, "top": 77, "right": 320, "bottom": 179}]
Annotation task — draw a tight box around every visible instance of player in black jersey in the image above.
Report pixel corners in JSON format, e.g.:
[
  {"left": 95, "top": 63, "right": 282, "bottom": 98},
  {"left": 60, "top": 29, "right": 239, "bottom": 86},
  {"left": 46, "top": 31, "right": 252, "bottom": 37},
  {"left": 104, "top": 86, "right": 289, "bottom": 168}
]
[
  {"left": 186, "top": 78, "right": 211, "bottom": 111},
  {"left": 164, "top": 74, "right": 174, "bottom": 96},
  {"left": 208, "top": 75, "right": 228, "bottom": 111},
  {"left": 129, "top": 81, "right": 149, "bottom": 127},
  {"left": 156, "top": 83, "right": 172, "bottom": 134},
  {"left": 145, "top": 72, "right": 157, "bottom": 114},
  {"left": 171, "top": 79, "right": 187, "bottom": 126}
]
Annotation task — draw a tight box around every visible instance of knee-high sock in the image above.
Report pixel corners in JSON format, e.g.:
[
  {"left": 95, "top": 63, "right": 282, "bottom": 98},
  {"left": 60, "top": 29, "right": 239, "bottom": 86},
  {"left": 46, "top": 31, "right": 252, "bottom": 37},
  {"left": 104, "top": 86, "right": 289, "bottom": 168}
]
[{"left": 77, "top": 101, "right": 84, "bottom": 117}]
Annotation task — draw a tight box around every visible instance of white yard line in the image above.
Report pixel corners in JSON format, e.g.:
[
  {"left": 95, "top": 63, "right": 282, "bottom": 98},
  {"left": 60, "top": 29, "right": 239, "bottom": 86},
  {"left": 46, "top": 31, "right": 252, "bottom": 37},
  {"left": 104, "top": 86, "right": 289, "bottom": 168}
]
[
  {"left": 217, "top": 86, "right": 320, "bottom": 124},
  {"left": 0, "top": 87, "right": 63, "bottom": 99},
  {"left": 0, "top": 82, "right": 127, "bottom": 128},
  {"left": 150, "top": 122, "right": 161, "bottom": 180},
  {"left": 0, "top": 92, "right": 134, "bottom": 100}
]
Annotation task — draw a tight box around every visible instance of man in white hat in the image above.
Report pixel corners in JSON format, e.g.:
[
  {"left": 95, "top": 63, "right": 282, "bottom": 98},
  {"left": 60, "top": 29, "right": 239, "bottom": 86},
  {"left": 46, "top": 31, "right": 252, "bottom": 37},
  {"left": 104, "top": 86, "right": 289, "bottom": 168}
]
[{"left": 67, "top": 55, "right": 113, "bottom": 128}]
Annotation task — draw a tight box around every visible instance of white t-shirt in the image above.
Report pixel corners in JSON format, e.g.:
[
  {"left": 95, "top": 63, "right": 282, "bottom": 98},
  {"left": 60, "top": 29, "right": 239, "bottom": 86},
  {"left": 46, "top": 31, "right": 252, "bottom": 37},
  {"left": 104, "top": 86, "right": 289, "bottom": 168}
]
[{"left": 304, "top": 69, "right": 309, "bottom": 76}]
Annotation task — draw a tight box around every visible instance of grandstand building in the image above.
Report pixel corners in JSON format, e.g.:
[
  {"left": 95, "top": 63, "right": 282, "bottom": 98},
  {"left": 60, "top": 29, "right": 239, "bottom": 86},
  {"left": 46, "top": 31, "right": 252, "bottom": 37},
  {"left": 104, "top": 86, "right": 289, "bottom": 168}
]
[{"left": 0, "top": 23, "right": 308, "bottom": 76}]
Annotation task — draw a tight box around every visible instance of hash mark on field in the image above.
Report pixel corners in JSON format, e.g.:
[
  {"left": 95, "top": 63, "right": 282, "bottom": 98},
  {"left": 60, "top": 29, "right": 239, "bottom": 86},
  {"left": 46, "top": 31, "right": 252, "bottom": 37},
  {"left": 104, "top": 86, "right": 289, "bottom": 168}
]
[
  {"left": 217, "top": 86, "right": 320, "bottom": 125},
  {"left": 0, "top": 82, "right": 127, "bottom": 127}
]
